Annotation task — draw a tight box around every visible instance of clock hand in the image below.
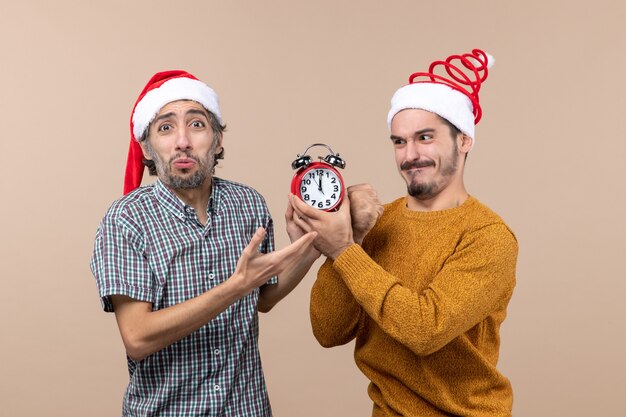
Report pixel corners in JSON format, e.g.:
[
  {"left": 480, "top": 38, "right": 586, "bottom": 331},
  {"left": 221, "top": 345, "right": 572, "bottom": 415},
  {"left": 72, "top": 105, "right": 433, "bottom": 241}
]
[{"left": 318, "top": 172, "right": 324, "bottom": 194}]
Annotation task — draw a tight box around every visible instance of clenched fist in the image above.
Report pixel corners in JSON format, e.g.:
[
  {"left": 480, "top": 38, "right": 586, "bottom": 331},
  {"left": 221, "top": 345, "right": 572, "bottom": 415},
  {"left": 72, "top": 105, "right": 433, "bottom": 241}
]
[{"left": 347, "top": 184, "right": 384, "bottom": 244}]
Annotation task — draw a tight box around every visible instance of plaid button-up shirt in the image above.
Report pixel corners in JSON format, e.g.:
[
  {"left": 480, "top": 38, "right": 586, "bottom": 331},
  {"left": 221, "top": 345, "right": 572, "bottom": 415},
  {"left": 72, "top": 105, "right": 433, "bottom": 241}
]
[{"left": 91, "top": 178, "right": 276, "bottom": 417}]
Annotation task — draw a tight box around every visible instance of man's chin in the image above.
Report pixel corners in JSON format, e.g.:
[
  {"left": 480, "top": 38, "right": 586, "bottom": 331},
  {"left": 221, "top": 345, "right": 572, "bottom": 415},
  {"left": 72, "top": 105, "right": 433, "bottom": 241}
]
[
  {"left": 173, "top": 167, "right": 194, "bottom": 175},
  {"left": 407, "top": 181, "right": 438, "bottom": 199},
  {"left": 164, "top": 173, "right": 208, "bottom": 190}
]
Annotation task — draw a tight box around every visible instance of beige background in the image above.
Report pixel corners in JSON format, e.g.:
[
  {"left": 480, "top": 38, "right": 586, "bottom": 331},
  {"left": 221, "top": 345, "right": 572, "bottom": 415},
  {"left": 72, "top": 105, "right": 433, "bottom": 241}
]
[{"left": 1, "top": 1, "right": 625, "bottom": 416}]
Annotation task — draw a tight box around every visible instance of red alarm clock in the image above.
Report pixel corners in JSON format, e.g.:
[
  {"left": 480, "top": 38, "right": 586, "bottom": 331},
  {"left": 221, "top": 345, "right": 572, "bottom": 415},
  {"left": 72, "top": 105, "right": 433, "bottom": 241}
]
[{"left": 291, "top": 143, "right": 346, "bottom": 212}]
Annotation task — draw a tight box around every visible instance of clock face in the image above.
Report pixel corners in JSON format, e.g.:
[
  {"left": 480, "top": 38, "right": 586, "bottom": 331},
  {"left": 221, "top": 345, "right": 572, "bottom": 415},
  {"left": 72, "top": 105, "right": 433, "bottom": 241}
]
[{"left": 298, "top": 166, "right": 343, "bottom": 211}]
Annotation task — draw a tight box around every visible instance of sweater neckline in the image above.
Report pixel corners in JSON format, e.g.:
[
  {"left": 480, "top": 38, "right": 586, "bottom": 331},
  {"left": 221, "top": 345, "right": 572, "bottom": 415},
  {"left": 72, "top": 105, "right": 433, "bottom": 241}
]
[{"left": 396, "top": 195, "right": 477, "bottom": 220}]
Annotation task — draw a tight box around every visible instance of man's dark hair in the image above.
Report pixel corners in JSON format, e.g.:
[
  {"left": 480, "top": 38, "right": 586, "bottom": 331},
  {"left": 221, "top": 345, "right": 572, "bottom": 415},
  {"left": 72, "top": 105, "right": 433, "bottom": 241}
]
[
  {"left": 141, "top": 110, "right": 226, "bottom": 176},
  {"left": 437, "top": 115, "right": 469, "bottom": 160},
  {"left": 437, "top": 115, "right": 462, "bottom": 139}
]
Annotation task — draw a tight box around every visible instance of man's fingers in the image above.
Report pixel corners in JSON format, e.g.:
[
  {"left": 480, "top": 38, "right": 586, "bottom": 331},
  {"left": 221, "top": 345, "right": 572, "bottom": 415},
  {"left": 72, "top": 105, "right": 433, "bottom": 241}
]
[
  {"left": 347, "top": 183, "right": 371, "bottom": 193},
  {"left": 347, "top": 183, "right": 376, "bottom": 197},
  {"left": 243, "top": 227, "right": 266, "bottom": 256},
  {"left": 286, "top": 231, "right": 316, "bottom": 253},
  {"left": 347, "top": 183, "right": 384, "bottom": 218},
  {"left": 273, "top": 231, "right": 317, "bottom": 262},
  {"left": 285, "top": 196, "right": 296, "bottom": 221},
  {"left": 294, "top": 230, "right": 317, "bottom": 248},
  {"left": 292, "top": 211, "right": 313, "bottom": 233},
  {"left": 290, "top": 194, "right": 323, "bottom": 220},
  {"left": 290, "top": 197, "right": 309, "bottom": 223}
]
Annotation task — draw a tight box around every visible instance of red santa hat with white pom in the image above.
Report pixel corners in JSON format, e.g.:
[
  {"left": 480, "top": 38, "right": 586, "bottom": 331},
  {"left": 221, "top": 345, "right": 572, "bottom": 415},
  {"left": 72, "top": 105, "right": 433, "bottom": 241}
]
[
  {"left": 387, "top": 48, "right": 494, "bottom": 145},
  {"left": 123, "top": 70, "right": 222, "bottom": 195}
]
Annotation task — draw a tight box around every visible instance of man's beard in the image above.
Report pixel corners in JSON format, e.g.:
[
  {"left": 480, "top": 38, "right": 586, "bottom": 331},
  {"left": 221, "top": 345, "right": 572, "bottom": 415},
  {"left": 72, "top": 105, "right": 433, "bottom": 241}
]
[
  {"left": 146, "top": 142, "right": 217, "bottom": 190},
  {"left": 403, "top": 147, "right": 459, "bottom": 200}
]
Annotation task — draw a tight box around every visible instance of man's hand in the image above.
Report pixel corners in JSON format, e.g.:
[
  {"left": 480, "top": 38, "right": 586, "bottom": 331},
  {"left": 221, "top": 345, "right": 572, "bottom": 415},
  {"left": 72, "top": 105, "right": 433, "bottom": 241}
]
[
  {"left": 255, "top": 202, "right": 324, "bottom": 312},
  {"left": 347, "top": 184, "right": 384, "bottom": 244},
  {"left": 110, "top": 228, "right": 316, "bottom": 360},
  {"left": 290, "top": 193, "right": 354, "bottom": 260},
  {"left": 232, "top": 227, "right": 317, "bottom": 294},
  {"left": 285, "top": 198, "right": 310, "bottom": 242}
]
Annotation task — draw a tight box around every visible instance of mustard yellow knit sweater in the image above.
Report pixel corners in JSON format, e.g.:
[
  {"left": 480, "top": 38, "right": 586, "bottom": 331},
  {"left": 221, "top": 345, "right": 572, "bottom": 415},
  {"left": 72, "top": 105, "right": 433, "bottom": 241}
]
[{"left": 310, "top": 196, "right": 518, "bottom": 417}]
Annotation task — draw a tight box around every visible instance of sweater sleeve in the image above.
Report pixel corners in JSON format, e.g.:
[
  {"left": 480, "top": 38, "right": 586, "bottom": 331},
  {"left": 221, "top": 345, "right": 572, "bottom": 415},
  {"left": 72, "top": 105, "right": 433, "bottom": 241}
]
[
  {"left": 310, "top": 258, "right": 364, "bottom": 348},
  {"left": 332, "top": 223, "right": 518, "bottom": 356}
]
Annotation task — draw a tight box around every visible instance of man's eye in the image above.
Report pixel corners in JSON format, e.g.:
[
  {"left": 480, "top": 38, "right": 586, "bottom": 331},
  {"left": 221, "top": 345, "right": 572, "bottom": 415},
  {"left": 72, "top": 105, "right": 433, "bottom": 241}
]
[
  {"left": 158, "top": 124, "right": 171, "bottom": 132},
  {"left": 393, "top": 139, "right": 405, "bottom": 145},
  {"left": 191, "top": 121, "right": 205, "bottom": 128},
  {"left": 419, "top": 135, "right": 432, "bottom": 141}
]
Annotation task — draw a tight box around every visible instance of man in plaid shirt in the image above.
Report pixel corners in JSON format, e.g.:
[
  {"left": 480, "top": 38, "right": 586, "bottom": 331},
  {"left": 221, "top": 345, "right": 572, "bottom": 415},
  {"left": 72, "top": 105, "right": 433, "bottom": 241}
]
[{"left": 90, "top": 70, "right": 319, "bottom": 416}]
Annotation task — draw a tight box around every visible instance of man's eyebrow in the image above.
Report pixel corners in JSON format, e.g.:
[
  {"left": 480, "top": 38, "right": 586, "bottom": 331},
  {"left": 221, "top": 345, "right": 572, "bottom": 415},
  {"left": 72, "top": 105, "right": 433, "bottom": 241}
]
[
  {"left": 153, "top": 108, "right": 210, "bottom": 123},
  {"left": 154, "top": 112, "right": 176, "bottom": 123},
  {"left": 389, "top": 128, "right": 435, "bottom": 141},
  {"left": 186, "top": 108, "right": 210, "bottom": 119},
  {"left": 412, "top": 128, "right": 435, "bottom": 136}
]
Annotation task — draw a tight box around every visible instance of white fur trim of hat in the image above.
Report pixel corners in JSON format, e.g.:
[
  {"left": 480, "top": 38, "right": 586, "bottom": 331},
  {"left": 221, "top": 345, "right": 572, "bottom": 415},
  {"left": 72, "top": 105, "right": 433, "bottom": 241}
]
[
  {"left": 132, "top": 77, "right": 222, "bottom": 141},
  {"left": 387, "top": 83, "right": 476, "bottom": 139}
]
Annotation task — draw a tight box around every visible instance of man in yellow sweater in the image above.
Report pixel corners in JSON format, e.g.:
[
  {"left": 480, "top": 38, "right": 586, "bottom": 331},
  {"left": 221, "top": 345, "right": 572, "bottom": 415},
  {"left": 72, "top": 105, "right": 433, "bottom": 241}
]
[{"left": 289, "top": 49, "right": 518, "bottom": 416}]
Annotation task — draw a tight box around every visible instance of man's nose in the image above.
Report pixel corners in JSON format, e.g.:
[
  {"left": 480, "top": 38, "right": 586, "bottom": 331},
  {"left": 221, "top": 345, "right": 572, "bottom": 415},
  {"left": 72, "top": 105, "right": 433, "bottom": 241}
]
[
  {"left": 405, "top": 140, "right": 421, "bottom": 160},
  {"left": 175, "top": 126, "right": 192, "bottom": 150}
]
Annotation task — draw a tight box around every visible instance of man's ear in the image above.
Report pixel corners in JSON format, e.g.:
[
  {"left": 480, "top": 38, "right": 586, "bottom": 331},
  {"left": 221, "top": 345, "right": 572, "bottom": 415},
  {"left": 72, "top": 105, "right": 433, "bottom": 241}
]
[
  {"left": 216, "top": 133, "right": 224, "bottom": 153},
  {"left": 214, "top": 133, "right": 224, "bottom": 158},
  {"left": 458, "top": 134, "right": 473, "bottom": 153},
  {"left": 138, "top": 140, "right": 152, "bottom": 160}
]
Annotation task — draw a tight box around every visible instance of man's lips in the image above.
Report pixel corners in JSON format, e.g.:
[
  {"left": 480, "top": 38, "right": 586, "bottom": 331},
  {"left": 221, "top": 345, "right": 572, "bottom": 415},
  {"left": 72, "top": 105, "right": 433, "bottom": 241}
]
[{"left": 172, "top": 158, "right": 197, "bottom": 169}]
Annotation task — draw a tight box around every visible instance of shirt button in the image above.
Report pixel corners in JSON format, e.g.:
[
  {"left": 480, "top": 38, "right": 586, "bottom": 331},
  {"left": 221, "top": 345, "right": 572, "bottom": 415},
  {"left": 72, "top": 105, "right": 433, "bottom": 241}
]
[
  {"left": 214, "top": 384, "right": 220, "bottom": 391},
  {"left": 214, "top": 348, "right": 220, "bottom": 355},
  {"left": 208, "top": 273, "right": 215, "bottom": 280}
]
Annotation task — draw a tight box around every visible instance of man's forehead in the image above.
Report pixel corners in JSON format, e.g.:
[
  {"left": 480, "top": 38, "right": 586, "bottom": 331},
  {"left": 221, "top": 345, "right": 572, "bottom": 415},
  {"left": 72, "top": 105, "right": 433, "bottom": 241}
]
[{"left": 156, "top": 99, "right": 210, "bottom": 117}]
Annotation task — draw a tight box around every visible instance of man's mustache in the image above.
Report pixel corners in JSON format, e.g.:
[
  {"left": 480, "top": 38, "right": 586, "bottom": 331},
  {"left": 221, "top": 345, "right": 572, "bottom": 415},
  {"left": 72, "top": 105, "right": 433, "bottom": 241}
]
[
  {"left": 169, "top": 152, "right": 200, "bottom": 164},
  {"left": 401, "top": 160, "right": 435, "bottom": 170}
]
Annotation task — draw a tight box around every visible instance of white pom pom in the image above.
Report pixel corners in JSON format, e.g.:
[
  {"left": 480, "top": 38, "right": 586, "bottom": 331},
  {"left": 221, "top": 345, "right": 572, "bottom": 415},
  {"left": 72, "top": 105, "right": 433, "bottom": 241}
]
[
  {"left": 469, "top": 52, "right": 494, "bottom": 69},
  {"left": 484, "top": 52, "right": 495, "bottom": 69}
]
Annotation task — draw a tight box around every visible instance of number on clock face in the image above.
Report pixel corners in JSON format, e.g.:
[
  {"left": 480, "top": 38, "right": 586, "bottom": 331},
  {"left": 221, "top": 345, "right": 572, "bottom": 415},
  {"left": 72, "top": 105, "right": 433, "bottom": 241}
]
[{"left": 300, "top": 168, "right": 342, "bottom": 210}]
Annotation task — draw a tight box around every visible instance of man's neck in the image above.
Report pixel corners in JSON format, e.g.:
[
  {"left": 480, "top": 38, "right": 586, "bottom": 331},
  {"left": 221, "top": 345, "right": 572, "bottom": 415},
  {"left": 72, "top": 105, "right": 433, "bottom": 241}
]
[
  {"left": 167, "top": 178, "right": 213, "bottom": 225},
  {"left": 406, "top": 183, "right": 469, "bottom": 212}
]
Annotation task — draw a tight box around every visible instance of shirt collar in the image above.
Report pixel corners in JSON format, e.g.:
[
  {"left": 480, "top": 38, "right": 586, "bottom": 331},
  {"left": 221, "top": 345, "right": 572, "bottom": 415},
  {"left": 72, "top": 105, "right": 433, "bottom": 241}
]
[
  {"left": 154, "top": 180, "right": 187, "bottom": 221},
  {"left": 153, "top": 178, "right": 224, "bottom": 222}
]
